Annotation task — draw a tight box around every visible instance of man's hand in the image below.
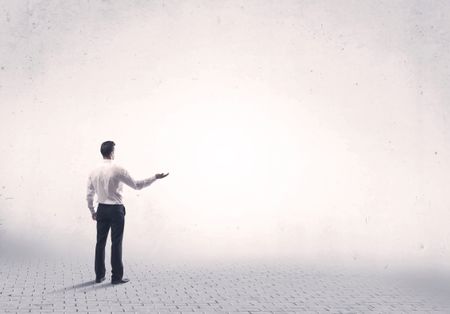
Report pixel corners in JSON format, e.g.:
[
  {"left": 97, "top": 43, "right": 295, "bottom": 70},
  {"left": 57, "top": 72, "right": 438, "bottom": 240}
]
[
  {"left": 91, "top": 212, "right": 97, "bottom": 221},
  {"left": 155, "top": 172, "right": 169, "bottom": 179}
]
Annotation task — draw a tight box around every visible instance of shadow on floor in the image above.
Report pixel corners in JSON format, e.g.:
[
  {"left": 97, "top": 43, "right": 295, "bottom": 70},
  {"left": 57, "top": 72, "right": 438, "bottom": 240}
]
[{"left": 48, "top": 280, "right": 113, "bottom": 294}]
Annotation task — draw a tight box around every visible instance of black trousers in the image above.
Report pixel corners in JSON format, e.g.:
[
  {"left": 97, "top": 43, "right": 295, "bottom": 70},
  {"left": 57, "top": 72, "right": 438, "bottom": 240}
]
[{"left": 95, "top": 203, "right": 126, "bottom": 281}]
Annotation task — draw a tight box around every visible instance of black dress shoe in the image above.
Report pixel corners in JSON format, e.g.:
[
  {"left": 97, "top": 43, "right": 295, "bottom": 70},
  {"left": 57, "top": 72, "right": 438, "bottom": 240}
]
[
  {"left": 111, "top": 278, "right": 130, "bottom": 285},
  {"left": 95, "top": 277, "right": 105, "bottom": 283}
]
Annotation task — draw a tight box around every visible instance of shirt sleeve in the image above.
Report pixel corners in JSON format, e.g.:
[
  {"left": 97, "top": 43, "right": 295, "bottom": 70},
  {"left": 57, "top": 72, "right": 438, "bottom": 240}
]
[
  {"left": 86, "top": 175, "right": 96, "bottom": 214},
  {"left": 118, "top": 167, "right": 157, "bottom": 190}
]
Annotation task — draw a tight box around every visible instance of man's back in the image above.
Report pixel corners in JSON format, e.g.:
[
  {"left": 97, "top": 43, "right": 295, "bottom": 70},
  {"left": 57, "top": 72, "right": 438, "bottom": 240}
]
[
  {"left": 89, "top": 159, "right": 124, "bottom": 206},
  {"left": 86, "top": 159, "right": 157, "bottom": 214}
]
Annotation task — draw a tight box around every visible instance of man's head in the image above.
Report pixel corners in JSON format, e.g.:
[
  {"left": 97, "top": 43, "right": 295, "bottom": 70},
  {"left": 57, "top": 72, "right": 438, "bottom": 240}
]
[{"left": 100, "top": 141, "right": 115, "bottom": 159}]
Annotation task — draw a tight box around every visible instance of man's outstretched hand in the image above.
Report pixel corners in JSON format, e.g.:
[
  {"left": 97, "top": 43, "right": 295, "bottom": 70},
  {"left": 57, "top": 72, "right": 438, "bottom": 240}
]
[
  {"left": 156, "top": 172, "right": 169, "bottom": 179},
  {"left": 91, "top": 212, "right": 97, "bottom": 221}
]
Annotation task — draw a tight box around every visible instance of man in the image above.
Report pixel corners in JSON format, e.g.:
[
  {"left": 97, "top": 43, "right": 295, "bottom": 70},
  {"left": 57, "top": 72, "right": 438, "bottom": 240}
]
[{"left": 86, "top": 140, "right": 169, "bottom": 285}]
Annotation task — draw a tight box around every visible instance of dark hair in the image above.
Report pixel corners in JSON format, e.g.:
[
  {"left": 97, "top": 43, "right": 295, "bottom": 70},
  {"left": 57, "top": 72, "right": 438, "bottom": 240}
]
[{"left": 100, "top": 141, "right": 115, "bottom": 158}]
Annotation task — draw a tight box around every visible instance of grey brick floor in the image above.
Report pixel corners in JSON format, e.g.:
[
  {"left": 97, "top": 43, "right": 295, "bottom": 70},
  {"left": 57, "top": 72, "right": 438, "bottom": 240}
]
[{"left": 1, "top": 254, "right": 450, "bottom": 313}]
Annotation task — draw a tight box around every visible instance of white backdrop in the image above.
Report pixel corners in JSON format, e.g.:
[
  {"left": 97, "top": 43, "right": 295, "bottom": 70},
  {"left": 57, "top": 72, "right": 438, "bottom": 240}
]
[{"left": 1, "top": 0, "right": 449, "bottom": 270}]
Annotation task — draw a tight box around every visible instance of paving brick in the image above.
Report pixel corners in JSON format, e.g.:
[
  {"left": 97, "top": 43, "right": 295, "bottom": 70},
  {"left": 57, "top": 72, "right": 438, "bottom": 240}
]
[{"left": 0, "top": 256, "right": 448, "bottom": 313}]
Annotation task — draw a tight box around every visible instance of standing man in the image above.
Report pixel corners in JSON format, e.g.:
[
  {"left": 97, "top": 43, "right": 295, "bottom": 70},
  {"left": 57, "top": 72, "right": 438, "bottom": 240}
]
[{"left": 86, "top": 141, "right": 169, "bottom": 285}]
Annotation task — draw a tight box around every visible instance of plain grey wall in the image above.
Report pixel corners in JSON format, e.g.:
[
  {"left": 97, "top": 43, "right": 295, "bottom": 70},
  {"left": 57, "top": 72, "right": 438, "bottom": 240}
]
[{"left": 1, "top": 0, "right": 449, "bottom": 270}]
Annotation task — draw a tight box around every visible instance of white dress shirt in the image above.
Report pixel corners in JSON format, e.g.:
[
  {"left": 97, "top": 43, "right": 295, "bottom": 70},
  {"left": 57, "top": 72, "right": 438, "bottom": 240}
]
[{"left": 86, "top": 159, "right": 157, "bottom": 214}]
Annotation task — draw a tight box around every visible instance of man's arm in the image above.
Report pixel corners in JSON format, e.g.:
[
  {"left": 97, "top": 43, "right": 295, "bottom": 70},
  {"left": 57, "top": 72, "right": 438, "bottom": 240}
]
[
  {"left": 118, "top": 167, "right": 158, "bottom": 190},
  {"left": 86, "top": 175, "right": 96, "bottom": 215}
]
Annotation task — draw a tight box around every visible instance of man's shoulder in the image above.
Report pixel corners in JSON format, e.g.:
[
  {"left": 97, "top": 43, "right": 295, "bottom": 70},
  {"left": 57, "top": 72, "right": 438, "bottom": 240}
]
[
  {"left": 88, "top": 166, "right": 99, "bottom": 176},
  {"left": 88, "top": 162, "right": 127, "bottom": 177},
  {"left": 111, "top": 163, "right": 127, "bottom": 175}
]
